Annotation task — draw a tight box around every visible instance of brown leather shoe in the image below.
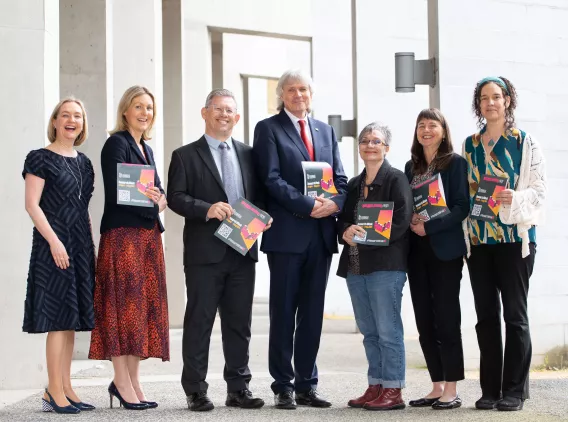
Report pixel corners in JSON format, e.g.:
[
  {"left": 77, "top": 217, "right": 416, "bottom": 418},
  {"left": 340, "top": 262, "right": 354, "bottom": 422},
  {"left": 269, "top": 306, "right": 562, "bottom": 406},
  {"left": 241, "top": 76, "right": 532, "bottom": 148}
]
[
  {"left": 363, "top": 388, "right": 405, "bottom": 411},
  {"left": 347, "top": 385, "right": 382, "bottom": 408}
]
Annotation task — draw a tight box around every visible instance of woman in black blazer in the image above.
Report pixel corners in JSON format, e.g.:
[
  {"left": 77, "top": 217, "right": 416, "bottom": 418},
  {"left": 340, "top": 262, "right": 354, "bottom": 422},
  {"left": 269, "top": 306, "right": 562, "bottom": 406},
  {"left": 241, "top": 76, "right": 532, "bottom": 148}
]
[
  {"left": 404, "top": 108, "right": 469, "bottom": 410},
  {"left": 88, "top": 86, "right": 169, "bottom": 410}
]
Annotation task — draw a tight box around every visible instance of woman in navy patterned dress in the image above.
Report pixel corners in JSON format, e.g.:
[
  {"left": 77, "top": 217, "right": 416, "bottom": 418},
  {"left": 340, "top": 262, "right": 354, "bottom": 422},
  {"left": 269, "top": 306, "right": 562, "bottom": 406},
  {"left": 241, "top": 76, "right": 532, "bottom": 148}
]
[{"left": 23, "top": 98, "right": 96, "bottom": 414}]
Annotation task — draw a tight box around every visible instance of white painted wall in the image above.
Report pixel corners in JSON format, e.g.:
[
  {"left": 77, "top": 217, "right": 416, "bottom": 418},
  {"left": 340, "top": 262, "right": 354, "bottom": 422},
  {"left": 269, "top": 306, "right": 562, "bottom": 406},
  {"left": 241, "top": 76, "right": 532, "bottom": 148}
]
[{"left": 0, "top": 0, "right": 59, "bottom": 389}]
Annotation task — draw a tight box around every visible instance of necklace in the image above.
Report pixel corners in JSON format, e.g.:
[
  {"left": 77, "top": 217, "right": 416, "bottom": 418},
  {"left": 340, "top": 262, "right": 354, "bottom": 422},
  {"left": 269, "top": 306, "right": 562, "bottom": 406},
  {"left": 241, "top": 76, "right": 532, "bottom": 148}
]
[{"left": 63, "top": 155, "right": 83, "bottom": 199}]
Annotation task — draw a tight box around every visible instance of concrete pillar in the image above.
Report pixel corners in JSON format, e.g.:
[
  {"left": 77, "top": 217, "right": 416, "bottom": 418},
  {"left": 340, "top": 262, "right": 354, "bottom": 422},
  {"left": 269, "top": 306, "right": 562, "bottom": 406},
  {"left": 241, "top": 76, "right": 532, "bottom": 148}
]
[
  {"left": 0, "top": 0, "right": 59, "bottom": 389},
  {"left": 162, "top": 0, "right": 186, "bottom": 328},
  {"left": 59, "top": 0, "right": 110, "bottom": 359}
]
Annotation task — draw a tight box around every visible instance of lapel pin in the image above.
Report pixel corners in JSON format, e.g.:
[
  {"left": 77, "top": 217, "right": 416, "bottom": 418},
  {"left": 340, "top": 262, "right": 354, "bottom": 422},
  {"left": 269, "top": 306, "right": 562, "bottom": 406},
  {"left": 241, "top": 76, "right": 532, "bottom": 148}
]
[{"left": 315, "top": 128, "right": 319, "bottom": 132}]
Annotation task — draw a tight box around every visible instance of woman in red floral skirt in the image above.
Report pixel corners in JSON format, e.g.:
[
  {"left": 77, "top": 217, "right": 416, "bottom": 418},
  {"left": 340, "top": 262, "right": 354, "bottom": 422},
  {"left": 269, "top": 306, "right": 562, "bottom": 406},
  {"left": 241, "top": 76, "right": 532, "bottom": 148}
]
[{"left": 89, "top": 86, "right": 169, "bottom": 410}]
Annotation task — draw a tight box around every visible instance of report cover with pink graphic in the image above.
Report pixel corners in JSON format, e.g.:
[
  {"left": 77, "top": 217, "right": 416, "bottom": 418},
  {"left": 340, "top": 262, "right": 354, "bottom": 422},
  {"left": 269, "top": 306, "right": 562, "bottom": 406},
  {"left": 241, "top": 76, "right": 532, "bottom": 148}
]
[
  {"left": 116, "top": 163, "right": 155, "bottom": 207},
  {"left": 353, "top": 201, "right": 394, "bottom": 246},
  {"left": 412, "top": 173, "right": 450, "bottom": 221},
  {"left": 471, "top": 175, "right": 508, "bottom": 222},
  {"left": 214, "top": 198, "right": 271, "bottom": 256},
  {"left": 302, "top": 161, "right": 338, "bottom": 199}
]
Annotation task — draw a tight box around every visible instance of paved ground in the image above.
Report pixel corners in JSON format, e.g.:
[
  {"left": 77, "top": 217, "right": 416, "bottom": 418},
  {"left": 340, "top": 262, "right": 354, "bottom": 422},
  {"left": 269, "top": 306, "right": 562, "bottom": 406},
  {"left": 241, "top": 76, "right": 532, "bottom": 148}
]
[{"left": 1, "top": 303, "right": 567, "bottom": 421}]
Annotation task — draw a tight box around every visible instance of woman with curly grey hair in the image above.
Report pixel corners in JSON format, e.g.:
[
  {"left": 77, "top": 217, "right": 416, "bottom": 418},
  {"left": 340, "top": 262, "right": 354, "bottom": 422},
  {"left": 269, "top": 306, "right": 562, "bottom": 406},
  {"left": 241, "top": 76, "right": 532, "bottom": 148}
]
[{"left": 464, "top": 76, "right": 547, "bottom": 412}]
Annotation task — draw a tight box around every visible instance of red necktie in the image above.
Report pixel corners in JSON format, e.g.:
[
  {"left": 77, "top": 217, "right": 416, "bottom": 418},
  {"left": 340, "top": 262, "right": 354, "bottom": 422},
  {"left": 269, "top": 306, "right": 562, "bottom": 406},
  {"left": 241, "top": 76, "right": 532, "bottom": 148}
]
[{"left": 298, "top": 119, "right": 314, "bottom": 161}]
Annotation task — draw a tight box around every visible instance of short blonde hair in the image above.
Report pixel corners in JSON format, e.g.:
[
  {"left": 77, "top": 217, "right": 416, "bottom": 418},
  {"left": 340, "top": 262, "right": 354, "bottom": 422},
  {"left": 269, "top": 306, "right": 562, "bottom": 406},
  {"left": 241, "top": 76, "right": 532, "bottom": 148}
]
[
  {"left": 110, "top": 85, "right": 156, "bottom": 140},
  {"left": 47, "top": 97, "right": 89, "bottom": 146}
]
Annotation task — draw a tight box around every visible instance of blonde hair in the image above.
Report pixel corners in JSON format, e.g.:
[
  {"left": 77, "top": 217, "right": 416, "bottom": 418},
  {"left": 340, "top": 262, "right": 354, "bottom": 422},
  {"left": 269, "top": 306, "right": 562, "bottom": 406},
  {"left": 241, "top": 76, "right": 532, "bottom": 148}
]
[
  {"left": 110, "top": 85, "right": 156, "bottom": 140},
  {"left": 47, "top": 97, "right": 89, "bottom": 146}
]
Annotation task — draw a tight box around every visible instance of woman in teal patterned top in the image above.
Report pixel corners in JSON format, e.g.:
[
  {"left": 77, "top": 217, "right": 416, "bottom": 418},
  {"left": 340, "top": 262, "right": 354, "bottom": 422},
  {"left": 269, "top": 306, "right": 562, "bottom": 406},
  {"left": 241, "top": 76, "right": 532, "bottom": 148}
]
[{"left": 463, "top": 77, "right": 546, "bottom": 412}]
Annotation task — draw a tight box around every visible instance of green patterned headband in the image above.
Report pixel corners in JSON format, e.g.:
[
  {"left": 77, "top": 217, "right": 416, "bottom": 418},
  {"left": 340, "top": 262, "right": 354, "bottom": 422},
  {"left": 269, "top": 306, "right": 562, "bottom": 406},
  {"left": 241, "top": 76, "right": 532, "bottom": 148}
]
[{"left": 477, "top": 76, "right": 509, "bottom": 94}]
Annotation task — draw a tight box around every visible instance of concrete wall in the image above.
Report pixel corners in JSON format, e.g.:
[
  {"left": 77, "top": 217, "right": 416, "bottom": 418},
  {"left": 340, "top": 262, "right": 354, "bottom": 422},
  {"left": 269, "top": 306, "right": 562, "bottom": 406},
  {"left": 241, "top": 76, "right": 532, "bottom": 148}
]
[{"left": 0, "top": 0, "right": 59, "bottom": 389}]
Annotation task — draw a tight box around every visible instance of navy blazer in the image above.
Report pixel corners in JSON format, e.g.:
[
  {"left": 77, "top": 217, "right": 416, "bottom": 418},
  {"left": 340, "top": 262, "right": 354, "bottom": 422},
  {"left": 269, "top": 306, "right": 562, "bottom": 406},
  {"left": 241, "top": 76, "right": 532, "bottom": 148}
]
[
  {"left": 252, "top": 109, "right": 348, "bottom": 254},
  {"left": 100, "top": 130, "right": 164, "bottom": 234},
  {"left": 404, "top": 153, "right": 469, "bottom": 261}
]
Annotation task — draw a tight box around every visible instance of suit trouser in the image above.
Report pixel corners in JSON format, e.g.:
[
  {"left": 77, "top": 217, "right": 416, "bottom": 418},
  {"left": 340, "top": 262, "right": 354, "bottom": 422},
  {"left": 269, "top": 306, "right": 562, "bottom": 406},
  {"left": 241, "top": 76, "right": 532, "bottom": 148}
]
[
  {"left": 466, "top": 242, "right": 535, "bottom": 400},
  {"left": 181, "top": 248, "right": 255, "bottom": 395},
  {"left": 267, "top": 231, "right": 332, "bottom": 394},
  {"left": 407, "top": 235, "right": 465, "bottom": 383}
]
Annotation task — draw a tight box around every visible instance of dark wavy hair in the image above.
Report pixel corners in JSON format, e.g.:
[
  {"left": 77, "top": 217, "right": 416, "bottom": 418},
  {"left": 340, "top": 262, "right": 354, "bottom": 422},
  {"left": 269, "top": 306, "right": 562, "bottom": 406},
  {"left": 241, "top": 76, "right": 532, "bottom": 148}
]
[
  {"left": 472, "top": 76, "right": 517, "bottom": 130},
  {"left": 410, "top": 108, "right": 454, "bottom": 176}
]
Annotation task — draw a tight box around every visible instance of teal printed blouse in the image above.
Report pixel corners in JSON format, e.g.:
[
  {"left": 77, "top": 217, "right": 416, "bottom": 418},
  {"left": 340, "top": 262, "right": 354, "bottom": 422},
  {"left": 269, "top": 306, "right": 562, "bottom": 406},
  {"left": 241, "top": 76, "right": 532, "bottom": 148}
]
[{"left": 464, "top": 126, "right": 536, "bottom": 245}]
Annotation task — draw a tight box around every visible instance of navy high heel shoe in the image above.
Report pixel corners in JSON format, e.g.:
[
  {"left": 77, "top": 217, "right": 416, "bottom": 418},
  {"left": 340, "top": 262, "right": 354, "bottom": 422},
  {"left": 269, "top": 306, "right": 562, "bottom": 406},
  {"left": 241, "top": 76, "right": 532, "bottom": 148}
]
[
  {"left": 108, "top": 382, "right": 149, "bottom": 410},
  {"left": 42, "top": 389, "right": 80, "bottom": 414},
  {"left": 67, "top": 396, "right": 96, "bottom": 411},
  {"left": 141, "top": 400, "right": 158, "bottom": 409}
]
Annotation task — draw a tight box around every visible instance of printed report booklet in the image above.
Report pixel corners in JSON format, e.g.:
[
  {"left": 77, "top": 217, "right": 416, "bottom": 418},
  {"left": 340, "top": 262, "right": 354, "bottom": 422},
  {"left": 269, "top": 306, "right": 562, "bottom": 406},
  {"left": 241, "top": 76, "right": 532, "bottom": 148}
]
[
  {"left": 353, "top": 201, "right": 394, "bottom": 246},
  {"left": 412, "top": 173, "right": 450, "bottom": 221},
  {"left": 302, "top": 161, "right": 338, "bottom": 199},
  {"left": 116, "top": 163, "right": 155, "bottom": 207},
  {"left": 214, "top": 198, "right": 271, "bottom": 256},
  {"left": 470, "top": 174, "right": 508, "bottom": 222}
]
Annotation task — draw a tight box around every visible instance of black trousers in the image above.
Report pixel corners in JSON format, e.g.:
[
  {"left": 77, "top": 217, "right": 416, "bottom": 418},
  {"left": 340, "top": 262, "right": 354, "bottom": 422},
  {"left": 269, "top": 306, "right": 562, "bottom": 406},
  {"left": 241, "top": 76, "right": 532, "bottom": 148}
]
[
  {"left": 408, "top": 235, "right": 465, "bottom": 383},
  {"left": 181, "top": 248, "right": 255, "bottom": 395},
  {"left": 467, "top": 242, "right": 535, "bottom": 400}
]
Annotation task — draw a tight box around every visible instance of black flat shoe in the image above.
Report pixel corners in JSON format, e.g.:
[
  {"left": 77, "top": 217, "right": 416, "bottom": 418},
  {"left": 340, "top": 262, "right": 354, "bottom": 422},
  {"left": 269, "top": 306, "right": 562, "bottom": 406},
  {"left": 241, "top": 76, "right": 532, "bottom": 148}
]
[
  {"left": 274, "top": 391, "right": 296, "bottom": 409},
  {"left": 496, "top": 396, "right": 524, "bottom": 411},
  {"left": 432, "top": 396, "right": 462, "bottom": 409},
  {"left": 187, "top": 391, "right": 214, "bottom": 411},
  {"left": 296, "top": 389, "right": 332, "bottom": 408},
  {"left": 409, "top": 397, "right": 441, "bottom": 407},
  {"left": 475, "top": 395, "right": 499, "bottom": 410},
  {"left": 67, "top": 396, "right": 95, "bottom": 411},
  {"left": 226, "top": 389, "right": 264, "bottom": 409}
]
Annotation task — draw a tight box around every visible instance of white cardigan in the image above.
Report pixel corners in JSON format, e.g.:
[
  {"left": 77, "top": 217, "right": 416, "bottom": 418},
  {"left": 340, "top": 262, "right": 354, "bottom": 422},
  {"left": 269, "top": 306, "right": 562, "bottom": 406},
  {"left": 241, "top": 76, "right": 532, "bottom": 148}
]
[{"left": 462, "top": 131, "right": 547, "bottom": 258}]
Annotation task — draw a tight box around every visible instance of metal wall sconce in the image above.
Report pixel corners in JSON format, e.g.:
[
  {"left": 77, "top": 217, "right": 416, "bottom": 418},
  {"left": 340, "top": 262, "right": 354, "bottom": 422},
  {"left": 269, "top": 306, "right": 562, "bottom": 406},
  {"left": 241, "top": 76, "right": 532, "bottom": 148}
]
[
  {"left": 394, "top": 52, "right": 437, "bottom": 93},
  {"left": 328, "top": 115, "right": 357, "bottom": 141}
]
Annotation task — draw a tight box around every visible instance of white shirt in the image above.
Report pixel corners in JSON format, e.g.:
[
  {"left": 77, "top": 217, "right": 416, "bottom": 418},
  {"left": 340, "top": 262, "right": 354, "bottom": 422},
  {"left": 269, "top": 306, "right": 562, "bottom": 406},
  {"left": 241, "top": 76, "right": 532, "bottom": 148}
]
[{"left": 284, "top": 108, "right": 313, "bottom": 143}]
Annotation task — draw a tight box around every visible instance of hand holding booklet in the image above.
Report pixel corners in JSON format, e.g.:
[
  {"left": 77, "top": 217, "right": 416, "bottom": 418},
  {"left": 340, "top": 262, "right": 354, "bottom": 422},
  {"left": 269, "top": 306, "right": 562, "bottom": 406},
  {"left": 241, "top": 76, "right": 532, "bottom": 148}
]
[
  {"left": 411, "top": 173, "right": 450, "bottom": 221},
  {"left": 116, "top": 163, "right": 156, "bottom": 207},
  {"left": 214, "top": 198, "right": 271, "bottom": 256},
  {"left": 302, "top": 161, "right": 338, "bottom": 199},
  {"left": 470, "top": 175, "right": 508, "bottom": 222},
  {"left": 352, "top": 202, "right": 394, "bottom": 246}
]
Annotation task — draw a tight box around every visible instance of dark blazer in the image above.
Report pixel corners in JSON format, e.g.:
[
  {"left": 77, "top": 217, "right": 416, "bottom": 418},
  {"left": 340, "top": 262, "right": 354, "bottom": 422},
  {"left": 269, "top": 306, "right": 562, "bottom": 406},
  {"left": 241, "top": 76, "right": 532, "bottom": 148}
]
[
  {"left": 337, "top": 160, "right": 413, "bottom": 278},
  {"left": 252, "top": 109, "right": 348, "bottom": 254},
  {"left": 167, "top": 136, "right": 265, "bottom": 266},
  {"left": 100, "top": 130, "right": 164, "bottom": 234},
  {"left": 404, "top": 153, "right": 469, "bottom": 261}
]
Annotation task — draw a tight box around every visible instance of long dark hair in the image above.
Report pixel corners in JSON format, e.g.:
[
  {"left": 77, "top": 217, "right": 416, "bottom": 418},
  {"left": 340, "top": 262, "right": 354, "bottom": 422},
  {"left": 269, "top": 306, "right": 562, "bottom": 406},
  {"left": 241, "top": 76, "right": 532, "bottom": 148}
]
[
  {"left": 410, "top": 108, "right": 454, "bottom": 175},
  {"left": 472, "top": 76, "right": 517, "bottom": 130}
]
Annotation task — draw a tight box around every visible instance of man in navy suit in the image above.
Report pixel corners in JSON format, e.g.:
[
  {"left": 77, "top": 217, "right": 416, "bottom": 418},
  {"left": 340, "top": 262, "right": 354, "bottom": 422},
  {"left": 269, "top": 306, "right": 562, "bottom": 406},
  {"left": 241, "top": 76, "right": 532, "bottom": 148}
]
[{"left": 252, "top": 70, "right": 348, "bottom": 409}]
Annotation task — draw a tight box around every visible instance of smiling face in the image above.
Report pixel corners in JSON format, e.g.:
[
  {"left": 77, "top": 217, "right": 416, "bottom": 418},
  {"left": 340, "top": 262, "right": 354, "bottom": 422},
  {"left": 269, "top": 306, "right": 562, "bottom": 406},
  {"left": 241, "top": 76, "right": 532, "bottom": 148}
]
[
  {"left": 123, "top": 94, "right": 154, "bottom": 139},
  {"left": 359, "top": 130, "right": 390, "bottom": 164},
  {"left": 280, "top": 80, "right": 312, "bottom": 118},
  {"left": 416, "top": 118, "right": 445, "bottom": 150},
  {"left": 479, "top": 82, "right": 510, "bottom": 123},
  {"left": 201, "top": 95, "right": 240, "bottom": 140},
  {"left": 53, "top": 101, "right": 84, "bottom": 144}
]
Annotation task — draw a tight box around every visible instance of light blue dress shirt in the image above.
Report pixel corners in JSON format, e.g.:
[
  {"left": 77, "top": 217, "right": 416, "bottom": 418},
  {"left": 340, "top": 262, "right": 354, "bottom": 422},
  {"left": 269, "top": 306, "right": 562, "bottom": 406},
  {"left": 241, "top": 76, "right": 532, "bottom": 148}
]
[{"left": 204, "top": 134, "right": 245, "bottom": 201}]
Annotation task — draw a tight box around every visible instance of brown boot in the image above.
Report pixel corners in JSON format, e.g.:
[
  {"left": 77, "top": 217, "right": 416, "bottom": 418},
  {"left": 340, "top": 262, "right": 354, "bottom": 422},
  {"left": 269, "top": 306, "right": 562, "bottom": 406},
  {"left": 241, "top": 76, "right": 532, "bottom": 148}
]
[
  {"left": 363, "top": 388, "right": 405, "bottom": 411},
  {"left": 347, "top": 385, "right": 382, "bottom": 408}
]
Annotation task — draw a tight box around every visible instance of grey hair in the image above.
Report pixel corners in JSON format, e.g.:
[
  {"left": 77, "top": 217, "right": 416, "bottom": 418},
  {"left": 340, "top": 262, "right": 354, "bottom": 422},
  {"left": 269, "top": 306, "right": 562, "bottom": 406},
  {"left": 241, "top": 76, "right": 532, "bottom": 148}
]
[
  {"left": 205, "top": 89, "right": 238, "bottom": 108},
  {"left": 276, "top": 69, "right": 315, "bottom": 111},
  {"left": 358, "top": 122, "right": 392, "bottom": 146}
]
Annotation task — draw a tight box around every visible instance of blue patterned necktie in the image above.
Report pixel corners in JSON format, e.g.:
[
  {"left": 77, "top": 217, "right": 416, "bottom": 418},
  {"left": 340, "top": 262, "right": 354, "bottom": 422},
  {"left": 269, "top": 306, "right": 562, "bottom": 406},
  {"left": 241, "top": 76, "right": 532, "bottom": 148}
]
[{"left": 218, "top": 142, "right": 239, "bottom": 205}]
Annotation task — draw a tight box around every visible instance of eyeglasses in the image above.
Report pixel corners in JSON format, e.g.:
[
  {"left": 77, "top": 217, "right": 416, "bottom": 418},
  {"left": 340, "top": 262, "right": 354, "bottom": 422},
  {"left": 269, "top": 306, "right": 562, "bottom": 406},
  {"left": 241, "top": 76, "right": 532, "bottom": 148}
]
[
  {"left": 359, "top": 139, "right": 387, "bottom": 146},
  {"left": 209, "top": 105, "right": 237, "bottom": 116}
]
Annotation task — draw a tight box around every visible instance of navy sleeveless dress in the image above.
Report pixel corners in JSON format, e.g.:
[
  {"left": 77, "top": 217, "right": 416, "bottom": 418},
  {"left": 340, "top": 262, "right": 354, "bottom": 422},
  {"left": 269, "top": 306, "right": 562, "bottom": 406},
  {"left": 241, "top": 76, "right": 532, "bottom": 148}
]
[{"left": 22, "top": 149, "right": 96, "bottom": 333}]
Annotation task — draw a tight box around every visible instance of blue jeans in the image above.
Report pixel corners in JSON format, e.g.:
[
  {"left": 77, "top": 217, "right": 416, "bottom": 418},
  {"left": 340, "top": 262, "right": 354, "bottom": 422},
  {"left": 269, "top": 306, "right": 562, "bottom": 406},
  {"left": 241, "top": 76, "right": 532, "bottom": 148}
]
[{"left": 346, "top": 271, "right": 406, "bottom": 388}]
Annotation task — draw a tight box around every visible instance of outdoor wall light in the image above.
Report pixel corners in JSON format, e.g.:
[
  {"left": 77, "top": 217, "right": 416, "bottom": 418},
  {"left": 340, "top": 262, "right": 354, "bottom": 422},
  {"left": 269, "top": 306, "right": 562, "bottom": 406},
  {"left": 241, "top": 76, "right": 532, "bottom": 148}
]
[
  {"left": 394, "top": 52, "right": 437, "bottom": 93},
  {"left": 328, "top": 115, "right": 357, "bottom": 141}
]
